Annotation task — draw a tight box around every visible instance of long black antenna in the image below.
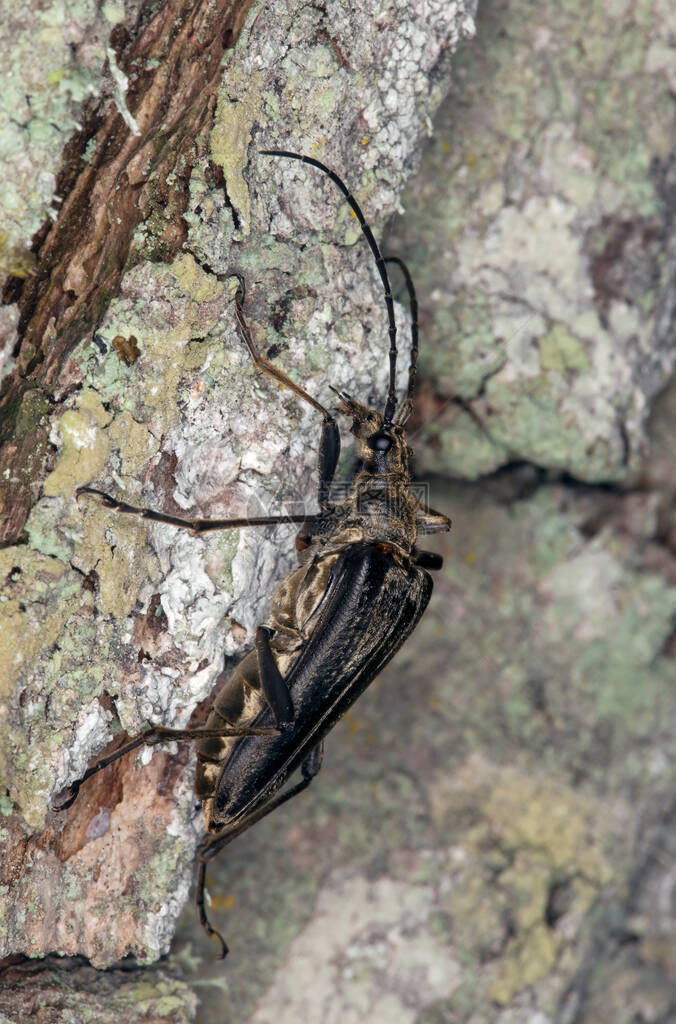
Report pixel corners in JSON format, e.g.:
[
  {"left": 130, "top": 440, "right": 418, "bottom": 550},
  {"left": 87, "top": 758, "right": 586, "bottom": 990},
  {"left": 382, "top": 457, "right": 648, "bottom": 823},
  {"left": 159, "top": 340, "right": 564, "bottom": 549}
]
[
  {"left": 260, "top": 149, "right": 399, "bottom": 425},
  {"left": 384, "top": 255, "right": 418, "bottom": 424}
]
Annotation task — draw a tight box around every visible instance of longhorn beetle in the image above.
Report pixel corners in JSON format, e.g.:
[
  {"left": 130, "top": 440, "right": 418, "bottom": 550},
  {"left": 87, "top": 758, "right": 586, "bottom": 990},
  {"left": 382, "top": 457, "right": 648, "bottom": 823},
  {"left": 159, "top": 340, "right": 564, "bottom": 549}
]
[{"left": 58, "top": 149, "right": 451, "bottom": 956}]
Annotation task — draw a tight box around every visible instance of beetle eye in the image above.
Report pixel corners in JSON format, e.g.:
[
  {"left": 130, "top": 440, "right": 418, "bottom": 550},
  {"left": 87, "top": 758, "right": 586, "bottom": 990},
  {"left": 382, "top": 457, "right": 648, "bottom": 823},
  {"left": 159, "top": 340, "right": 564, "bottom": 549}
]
[{"left": 368, "top": 431, "right": 392, "bottom": 452}]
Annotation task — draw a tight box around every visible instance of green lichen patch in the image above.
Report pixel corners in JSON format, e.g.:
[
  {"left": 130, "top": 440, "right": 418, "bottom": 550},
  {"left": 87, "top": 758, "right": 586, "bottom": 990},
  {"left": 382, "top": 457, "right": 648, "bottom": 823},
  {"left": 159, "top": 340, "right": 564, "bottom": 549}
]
[
  {"left": 538, "top": 324, "right": 591, "bottom": 375},
  {"left": 0, "top": 546, "right": 120, "bottom": 825},
  {"left": 26, "top": 391, "right": 154, "bottom": 566},
  {"left": 0, "top": 0, "right": 113, "bottom": 270},
  {"left": 419, "top": 293, "right": 506, "bottom": 401},
  {"left": 480, "top": 375, "right": 625, "bottom": 482},
  {"left": 169, "top": 253, "right": 223, "bottom": 306},
  {"left": 431, "top": 407, "right": 509, "bottom": 480},
  {"left": 107, "top": 412, "right": 159, "bottom": 483},
  {"left": 25, "top": 498, "right": 77, "bottom": 563},
  {"left": 78, "top": 505, "right": 162, "bottom": 619},
  {"left": 66, "top": 255, "right": 228, "bottom": 446},
  {"left": 42, "top": 388, "right": 112, "bottom": 498},
  {"left": 0, "top": 548, "right": 70, "bottom": 698},
  {"left": 210, "top": 87, "right": 262, "bottom": 236},
  {"left": 415, "top": 761, "right": 609, "bottom": 1004}
]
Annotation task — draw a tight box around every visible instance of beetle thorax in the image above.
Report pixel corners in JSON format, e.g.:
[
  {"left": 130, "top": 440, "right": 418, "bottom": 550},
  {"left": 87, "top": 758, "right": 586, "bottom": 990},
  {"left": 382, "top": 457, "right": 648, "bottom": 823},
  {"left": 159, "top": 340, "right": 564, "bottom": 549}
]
[{"left": 349, "top": 474, "right": 418, "bottom": 550}]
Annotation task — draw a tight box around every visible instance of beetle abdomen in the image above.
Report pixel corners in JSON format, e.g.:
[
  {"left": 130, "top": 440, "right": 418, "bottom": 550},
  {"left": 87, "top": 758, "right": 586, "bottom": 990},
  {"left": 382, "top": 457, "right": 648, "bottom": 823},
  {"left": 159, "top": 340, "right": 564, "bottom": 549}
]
[
  {"left": 194, "top": 548, "right": 343, "bottom": 808},
  {"left": 206, "top": 542, "right": 432, "bottom": 830},
  {"left": 195, "top": 649, "right": 267, "bottom": 802}
]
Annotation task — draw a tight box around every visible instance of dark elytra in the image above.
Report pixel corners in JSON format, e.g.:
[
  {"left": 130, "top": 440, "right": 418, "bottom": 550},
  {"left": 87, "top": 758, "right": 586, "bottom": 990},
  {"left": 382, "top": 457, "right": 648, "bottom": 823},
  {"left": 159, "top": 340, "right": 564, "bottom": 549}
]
[{"left": 57, "top": 149, "right": 451, "bottom": 957}]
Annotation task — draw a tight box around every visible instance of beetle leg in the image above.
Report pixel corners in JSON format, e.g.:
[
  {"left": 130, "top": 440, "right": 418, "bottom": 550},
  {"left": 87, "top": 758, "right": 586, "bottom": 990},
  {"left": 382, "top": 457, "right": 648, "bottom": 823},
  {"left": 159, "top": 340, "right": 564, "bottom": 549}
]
[
  {"left": 232, "top": 271, "right": 336, "bottom": 420},
  {"left": 75, "top": 487, "right": 317, "bottom": 534},
  {"left": 413, "top": 549, "right": 444, "bottom": 571},
  {"left": 294, "top": 420, "right": 339, "bottom": 545},
  {"left": 195, "top": 741, "right": 324, "bottom": 956},
  {"left": 199, "top": 741, "right": 324, "bottom": 863},
  {"left": 255, "top": 626, "right": 294, "bottom": 728},
  {"left": 233, "top": 271, "right": 340, "bottom": 513},
  {"left": 54, "top": 722, "right": 279, "bottom": 811},
  {"left": 317, "top": 417, "right": 340, "bottom": 512},
  {"left": 195, "top": 860, "right": 229, "bottom": 958},
  {"left": 414, "top": 501, "right": 452, "bottom": 535}
]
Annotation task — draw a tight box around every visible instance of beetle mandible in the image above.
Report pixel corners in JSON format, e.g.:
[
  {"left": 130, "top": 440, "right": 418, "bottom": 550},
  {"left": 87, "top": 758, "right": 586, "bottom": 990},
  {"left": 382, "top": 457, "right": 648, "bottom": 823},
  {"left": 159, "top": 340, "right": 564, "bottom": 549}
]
[{"left": 58, "top": 149, "right": 451, "bottom": 957}]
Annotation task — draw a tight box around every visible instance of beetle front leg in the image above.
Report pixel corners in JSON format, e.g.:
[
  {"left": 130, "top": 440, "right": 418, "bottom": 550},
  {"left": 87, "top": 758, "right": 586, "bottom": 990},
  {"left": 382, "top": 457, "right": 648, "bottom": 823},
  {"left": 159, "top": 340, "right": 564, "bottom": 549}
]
[
  {"left": 293, "top": 419, "right": 338, "bottom": 549},
  {"left": 317, "top": 416, "right": 340, "bottom": 512},
  {"left": 196, "top": 742, "right": 324, "bottom": 957},
  {"left": 232, "top": 270, "right": 340, "bottom": 515}
]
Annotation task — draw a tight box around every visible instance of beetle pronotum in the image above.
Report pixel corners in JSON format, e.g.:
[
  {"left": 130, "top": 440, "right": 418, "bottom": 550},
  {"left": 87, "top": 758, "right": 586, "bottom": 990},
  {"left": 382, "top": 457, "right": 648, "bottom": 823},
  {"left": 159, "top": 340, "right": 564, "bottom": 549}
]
[{"left": 58, "top": 150, "right": 451, "bottom": 956}]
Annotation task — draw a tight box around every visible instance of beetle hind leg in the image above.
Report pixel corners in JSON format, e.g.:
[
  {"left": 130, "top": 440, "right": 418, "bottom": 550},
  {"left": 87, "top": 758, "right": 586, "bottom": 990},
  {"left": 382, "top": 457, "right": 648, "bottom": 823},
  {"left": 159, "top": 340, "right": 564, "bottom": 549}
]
[
  {"left": 53, "top": 721, "right": 279, "bottom": 811},
  {"left": 195, "top": 742, "right": 324, "bottom": 956},
  {"left": 196, "top": 860, "right": 229, "bottom": 959}
]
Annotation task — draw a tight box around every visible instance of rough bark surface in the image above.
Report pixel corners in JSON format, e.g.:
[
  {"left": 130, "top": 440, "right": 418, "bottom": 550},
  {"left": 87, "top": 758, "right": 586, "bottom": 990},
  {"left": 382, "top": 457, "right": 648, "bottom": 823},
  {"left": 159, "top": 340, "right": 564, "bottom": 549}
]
[
  {"left": 0, "top": 956, "right": 196, "bottom": 1024},
  {"left": 171, "top": 2, "right": 676, "bottom": 1022},
  {"left": 0, "top": 0, "right": 476, "bottom": 982}
]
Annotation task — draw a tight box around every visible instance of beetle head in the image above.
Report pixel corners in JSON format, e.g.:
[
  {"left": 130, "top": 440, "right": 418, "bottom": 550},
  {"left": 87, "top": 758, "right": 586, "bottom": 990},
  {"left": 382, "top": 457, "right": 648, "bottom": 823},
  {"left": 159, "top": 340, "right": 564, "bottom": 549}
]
[{"left": 336, "top": 391, "right": 411, "bottom": 478}]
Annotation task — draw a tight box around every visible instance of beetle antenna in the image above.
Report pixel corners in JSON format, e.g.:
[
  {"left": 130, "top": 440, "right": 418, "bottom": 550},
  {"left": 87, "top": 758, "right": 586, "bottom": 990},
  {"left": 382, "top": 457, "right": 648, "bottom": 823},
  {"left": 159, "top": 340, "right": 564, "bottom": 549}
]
[
  {"left": 261, "top": 149, "right": 399, "bottom": 426},
  {"left": 384, "top": 255, "right": 418, "bottom": 425}
]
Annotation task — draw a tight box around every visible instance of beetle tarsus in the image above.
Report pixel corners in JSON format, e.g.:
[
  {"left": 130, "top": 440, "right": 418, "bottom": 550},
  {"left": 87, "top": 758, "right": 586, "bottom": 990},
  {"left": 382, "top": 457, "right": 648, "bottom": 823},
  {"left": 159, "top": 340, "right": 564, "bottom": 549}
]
[
  {"left": 54, "top": 781, "right": 80, "bottom": 812},
  {"left": 196, "top": 861, "right": 230, "bottom": 959}
]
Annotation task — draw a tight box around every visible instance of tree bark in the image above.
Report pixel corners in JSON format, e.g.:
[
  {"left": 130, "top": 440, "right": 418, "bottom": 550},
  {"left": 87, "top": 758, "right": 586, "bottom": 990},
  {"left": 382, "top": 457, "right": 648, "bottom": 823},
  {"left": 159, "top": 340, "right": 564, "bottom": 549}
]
[
  {"left": 0, "top": 0, "right": 476, "bottom": 985},
  {"left": 2, "top": 0, "right": 675, "bottom": 1021}
]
